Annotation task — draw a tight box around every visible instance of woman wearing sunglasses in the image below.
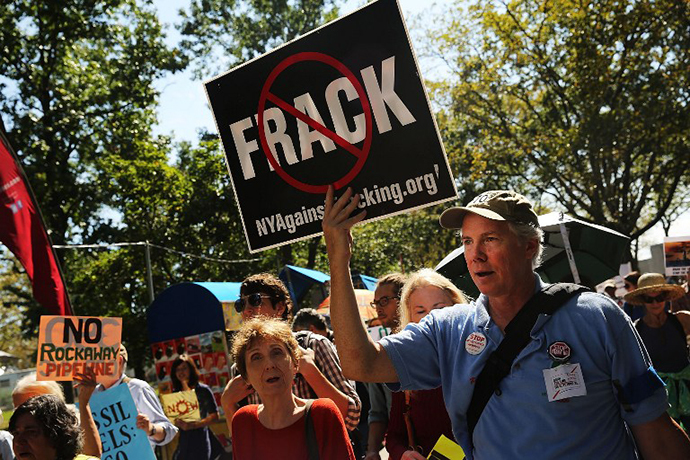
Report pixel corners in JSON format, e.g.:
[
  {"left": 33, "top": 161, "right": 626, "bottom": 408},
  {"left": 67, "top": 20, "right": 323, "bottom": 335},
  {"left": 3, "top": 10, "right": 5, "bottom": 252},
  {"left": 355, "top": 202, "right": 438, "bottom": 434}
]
[
  {"left": 384, "top": 269, "right": 466, "bottom": 460},
  {"left": 624, "top": 272, "right": 690, "bottom": 430},
  {"left": 230, "top": 316, "right": 356, "bottom": 459}
]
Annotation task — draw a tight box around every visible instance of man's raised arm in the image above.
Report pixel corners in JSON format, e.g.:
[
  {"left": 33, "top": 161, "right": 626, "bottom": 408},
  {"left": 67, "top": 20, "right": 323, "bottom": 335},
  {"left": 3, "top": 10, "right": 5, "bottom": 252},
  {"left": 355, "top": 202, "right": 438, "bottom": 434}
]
[{"left": 323, "top": 186, "right": 398, "bottom": 383}]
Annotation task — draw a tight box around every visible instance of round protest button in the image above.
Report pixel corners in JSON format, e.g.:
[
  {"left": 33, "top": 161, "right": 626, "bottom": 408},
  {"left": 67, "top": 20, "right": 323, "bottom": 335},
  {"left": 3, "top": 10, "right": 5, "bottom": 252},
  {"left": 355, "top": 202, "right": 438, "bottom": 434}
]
[
  {"left": 257, "top": 51, "right": 373, "bottom": 194},
  {"left": 548, "top": 341, "right": 571, "bottom": 363},
  {"left": 465, "top": 332, "right": 487, "bottom": 355}
]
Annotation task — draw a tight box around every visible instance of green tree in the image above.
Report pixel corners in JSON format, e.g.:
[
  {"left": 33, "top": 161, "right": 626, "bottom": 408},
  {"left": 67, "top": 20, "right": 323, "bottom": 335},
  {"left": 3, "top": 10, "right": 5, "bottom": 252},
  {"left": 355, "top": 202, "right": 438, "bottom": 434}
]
[
  {"left": 178, "top": 0, "right": 342, "bottom": 78},
  {"left": 0, "top": 255, "right": 38, "bottom": 370},
  {"left": 0, "top": 0, "right": 183, "bottom": 374},
  {"left": 0, "top": 0, "right": 184, "bottom": 246},
  {"left": 425, "top": 0, "right": 690, "bottom": 259},
  {"left": 350, "top": 206, "right": 462, "bottom": 277}
]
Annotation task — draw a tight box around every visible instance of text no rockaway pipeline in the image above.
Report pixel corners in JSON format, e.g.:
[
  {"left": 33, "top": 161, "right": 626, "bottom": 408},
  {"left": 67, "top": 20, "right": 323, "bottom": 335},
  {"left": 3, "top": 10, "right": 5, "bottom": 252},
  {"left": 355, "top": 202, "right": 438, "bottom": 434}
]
[
  {"left": 40, "top": 344, "right": 119, "bottom": 377},
  {"left": 256, "top": 169, "right": 440, "bottom": 237}
]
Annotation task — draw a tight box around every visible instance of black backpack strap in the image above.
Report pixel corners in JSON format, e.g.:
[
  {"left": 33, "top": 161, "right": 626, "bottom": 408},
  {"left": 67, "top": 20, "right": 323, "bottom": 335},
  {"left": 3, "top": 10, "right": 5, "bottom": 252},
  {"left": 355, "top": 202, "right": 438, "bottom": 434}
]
[
  {"left": 466, "top": 283, "right": 589, "bottom": 439},
  {"left": 304, "top": 399, "right": 320, "bottom": 460}
]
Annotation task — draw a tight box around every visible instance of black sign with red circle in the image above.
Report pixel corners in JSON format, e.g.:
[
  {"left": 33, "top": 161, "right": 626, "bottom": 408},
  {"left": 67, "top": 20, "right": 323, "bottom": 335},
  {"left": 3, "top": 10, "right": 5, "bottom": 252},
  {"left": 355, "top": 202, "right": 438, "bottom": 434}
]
[
  {"left": 205, "top": 0, "right": 457, "bottom": 253},
  {"left": 257, "top": 52, "right": 374, "bottom": 194}
]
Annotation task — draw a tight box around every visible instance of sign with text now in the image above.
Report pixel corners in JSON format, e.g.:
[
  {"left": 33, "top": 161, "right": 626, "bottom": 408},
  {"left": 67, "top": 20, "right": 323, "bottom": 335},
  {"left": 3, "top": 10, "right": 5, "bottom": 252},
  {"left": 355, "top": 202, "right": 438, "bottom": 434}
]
[
  {"left": 161, "top": 390, "right": 201, "bottom": 422},
  {"left": 37, "top": 315, "right": 122, "bottom": 382},
  {"left": 205, "top": 0, "right": 457, "bottom": 253}
]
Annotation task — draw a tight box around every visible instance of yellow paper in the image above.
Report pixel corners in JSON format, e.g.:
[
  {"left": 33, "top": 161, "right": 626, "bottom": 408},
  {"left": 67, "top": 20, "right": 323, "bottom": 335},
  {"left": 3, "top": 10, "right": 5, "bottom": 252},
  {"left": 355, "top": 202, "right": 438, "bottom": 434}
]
[
  {"left": 160, "top": 390, "right": 201, "bottom": 422},
  {"left": 427, "top": 434, "right": 465, "bottom": 459},
  {"left": 222, "top": 301, "right": 243, "bottom": 331}
]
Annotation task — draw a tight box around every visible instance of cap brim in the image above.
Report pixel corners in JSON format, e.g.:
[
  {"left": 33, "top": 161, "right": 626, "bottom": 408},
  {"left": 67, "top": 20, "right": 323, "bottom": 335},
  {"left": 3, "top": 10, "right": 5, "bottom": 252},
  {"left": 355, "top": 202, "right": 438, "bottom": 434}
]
[{"left": 440, "top": 207, "right": 507, "bottom": 229}]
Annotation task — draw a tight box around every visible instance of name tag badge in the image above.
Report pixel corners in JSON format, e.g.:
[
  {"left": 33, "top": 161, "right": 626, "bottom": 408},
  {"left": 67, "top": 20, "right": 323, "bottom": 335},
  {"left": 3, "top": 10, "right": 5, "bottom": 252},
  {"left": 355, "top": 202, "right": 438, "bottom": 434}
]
[{"left": 543, "top": 363, "right": 587, "bottom": 402}]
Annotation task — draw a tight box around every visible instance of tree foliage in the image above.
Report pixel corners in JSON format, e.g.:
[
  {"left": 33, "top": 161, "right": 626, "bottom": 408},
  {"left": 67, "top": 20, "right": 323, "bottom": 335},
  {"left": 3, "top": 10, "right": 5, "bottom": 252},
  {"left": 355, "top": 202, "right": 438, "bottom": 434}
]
[
  {"left": 178, "top": 0, "right": 342, "bottom": 78},
  {"left": 0, "top": 0, "right": 184, "bottom": 374},
  {"left": 0, "top": 0, "right": 184, "bottom": 245},
  {"left": 0, "top": 0, "right": 464, "bottom": 375},
  {"left": 425, "top": 0, "right": 690, "bottom": 252},
  {"left": 0, "top": 255, "right": 38, "bottom": 369}
]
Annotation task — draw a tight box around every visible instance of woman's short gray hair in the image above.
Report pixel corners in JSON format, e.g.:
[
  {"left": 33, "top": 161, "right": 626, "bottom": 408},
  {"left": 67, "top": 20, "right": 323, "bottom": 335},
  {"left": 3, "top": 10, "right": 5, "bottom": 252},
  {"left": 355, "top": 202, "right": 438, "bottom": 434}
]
[
  {"left": 507, "top": 222, "right": 544, "bottom": 269},
  {"left": 12, "top": 372, "right": 65, "bottom": 406}
]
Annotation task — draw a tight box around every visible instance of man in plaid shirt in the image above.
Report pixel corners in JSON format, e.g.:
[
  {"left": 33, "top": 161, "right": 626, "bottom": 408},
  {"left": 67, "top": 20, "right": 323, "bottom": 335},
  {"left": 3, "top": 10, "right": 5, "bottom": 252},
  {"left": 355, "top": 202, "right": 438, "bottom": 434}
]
[{"left": 221, "top": 273, "right": 361, "bottom": 433}]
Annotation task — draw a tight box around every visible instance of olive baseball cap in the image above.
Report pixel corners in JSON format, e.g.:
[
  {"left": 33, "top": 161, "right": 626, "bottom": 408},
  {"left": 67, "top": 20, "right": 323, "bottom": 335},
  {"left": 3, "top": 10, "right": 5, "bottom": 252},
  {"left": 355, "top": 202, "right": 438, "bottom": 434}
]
[{"left": 439, "top": 190, "right": 539, "bottom": 229}]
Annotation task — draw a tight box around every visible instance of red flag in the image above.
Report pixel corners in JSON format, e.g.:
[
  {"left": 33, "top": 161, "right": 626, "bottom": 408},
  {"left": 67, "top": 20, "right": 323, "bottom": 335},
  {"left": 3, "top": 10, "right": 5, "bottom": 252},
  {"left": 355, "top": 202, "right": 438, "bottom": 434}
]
[{"left": 0, "top": 131, "right": 72, "bottom": 315}]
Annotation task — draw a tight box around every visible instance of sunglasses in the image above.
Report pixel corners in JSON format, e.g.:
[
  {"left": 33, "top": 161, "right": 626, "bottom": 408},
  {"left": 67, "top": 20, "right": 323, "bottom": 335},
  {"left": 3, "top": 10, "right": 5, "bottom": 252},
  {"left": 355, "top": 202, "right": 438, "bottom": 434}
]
[
  {"left": 235, "top": 293, "right": 273, "bottom": 313},
  {"left": 370, "top": 296, "right": 400, "bottom": 308},
  {"left": 641, "top": 294, "right": 667, "bottom": 304}
]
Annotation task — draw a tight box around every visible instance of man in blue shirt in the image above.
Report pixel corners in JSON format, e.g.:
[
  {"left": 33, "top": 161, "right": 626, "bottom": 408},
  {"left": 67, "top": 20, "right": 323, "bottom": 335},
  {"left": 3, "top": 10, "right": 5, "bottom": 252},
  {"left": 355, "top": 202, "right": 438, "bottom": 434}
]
[
  {"left": 323, "top": 187, "right": 690, "bottom": 459},
  {"left": 96, "top": 345, "right": 178, "bottom": 448}
]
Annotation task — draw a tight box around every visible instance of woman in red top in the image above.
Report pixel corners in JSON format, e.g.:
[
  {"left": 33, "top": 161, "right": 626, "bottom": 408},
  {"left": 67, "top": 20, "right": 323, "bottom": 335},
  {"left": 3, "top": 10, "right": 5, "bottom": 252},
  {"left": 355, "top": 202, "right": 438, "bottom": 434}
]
[
  {"left": 385, "top": 269, "right": 466, "bottom": 460},
  {"left": 231, "top": 316, "right": 355, "bottom": 460}
]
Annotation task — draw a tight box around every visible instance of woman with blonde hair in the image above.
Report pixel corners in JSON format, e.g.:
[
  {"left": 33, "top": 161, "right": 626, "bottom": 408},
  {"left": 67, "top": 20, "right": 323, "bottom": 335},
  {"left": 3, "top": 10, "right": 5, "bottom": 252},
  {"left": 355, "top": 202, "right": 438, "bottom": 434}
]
[
  {"left": 230, "top": 316, "right": 355, "bottom": 459},
  {"left": 386, "top": 269, "right": 465, "bottom": 459}
]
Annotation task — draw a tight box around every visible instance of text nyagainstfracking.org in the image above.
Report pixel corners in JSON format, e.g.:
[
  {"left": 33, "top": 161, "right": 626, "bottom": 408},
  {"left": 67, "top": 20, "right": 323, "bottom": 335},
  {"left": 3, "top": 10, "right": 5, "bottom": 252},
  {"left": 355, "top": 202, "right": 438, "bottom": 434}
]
[{"left": 255, "top": 166, "right": 441, "bottom": 237}]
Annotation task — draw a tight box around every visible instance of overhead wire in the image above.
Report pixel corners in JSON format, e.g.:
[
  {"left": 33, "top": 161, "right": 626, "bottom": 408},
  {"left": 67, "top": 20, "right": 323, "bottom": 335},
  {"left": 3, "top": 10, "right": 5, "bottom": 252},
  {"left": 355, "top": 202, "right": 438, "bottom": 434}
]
[{"left": 53, "top": 241, "right": 261, "bottom": 264}]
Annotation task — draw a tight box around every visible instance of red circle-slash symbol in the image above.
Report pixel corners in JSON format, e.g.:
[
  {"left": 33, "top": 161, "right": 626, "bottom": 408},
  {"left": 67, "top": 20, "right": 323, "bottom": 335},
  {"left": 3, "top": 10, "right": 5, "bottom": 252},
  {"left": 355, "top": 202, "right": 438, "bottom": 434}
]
[{"left": 257, "top": 52, "right": 373, "bottom": 194}]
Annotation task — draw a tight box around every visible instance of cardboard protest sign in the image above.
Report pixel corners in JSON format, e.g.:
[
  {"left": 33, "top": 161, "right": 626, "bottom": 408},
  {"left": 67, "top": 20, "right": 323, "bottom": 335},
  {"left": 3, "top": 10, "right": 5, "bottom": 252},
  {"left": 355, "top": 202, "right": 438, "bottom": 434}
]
[
  {"left": 664, "top": 236, "right": 690, "bottom": 276},
  {"left": 205, "top": 0, "right": 457, "bottom": 253},
  {"left": 150, "top": 331, "right": 230, "bottom": 415},
  {"left": 37, "top": 315, "right": 122, "bottom": 382},
  {"left": 427, "top": 434, "right": 465, "bottom": 459},
  {"left": 90, "top": 384, "right": 156, "bottom": 460},
  {"left": 160, "top": 390, "right": 201, "bottom": 422}
]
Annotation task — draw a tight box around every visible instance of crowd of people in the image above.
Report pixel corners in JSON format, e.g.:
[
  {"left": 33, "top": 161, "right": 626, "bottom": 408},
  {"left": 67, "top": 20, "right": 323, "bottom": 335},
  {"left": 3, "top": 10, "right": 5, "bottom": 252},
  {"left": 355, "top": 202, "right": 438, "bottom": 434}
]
[
  {"left": 321, "top": 187, "right": 690, "bottom": 459},
  {"left": 1, "top": 188, "right": 690, "bottom": 460}
]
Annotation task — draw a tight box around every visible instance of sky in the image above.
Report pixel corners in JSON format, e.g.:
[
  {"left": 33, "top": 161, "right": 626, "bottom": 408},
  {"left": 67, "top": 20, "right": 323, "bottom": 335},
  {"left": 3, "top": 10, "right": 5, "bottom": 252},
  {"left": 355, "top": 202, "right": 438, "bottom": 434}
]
[
  {"left": 150, "top": 0, "right": 444, "bottom": 144},
  {"left": 149, "top": 0, "right": 688, "bottom": 260}
]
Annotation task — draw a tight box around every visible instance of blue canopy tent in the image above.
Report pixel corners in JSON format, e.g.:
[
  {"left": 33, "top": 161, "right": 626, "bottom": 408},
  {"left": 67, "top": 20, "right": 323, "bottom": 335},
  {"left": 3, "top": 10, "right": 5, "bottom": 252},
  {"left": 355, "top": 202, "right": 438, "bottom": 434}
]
[
  {"left": 279, "top": 265, "right": 330, "bottom": 305},
  {"left": 147, "top": 282, "right": 241, "bottom": 343},
  {"left": 352, "top": 274, "right": 378, "bottom": 291}
]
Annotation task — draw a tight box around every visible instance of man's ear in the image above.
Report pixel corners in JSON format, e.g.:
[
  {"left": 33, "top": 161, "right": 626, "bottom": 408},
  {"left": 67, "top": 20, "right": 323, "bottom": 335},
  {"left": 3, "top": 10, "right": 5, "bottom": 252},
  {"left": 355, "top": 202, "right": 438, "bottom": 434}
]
[
  {"left": 275, "top": 301, "right": 287, "bottom": 317},
  {"left": 525, "top": 237, "right": 539, "bottom": 260}
]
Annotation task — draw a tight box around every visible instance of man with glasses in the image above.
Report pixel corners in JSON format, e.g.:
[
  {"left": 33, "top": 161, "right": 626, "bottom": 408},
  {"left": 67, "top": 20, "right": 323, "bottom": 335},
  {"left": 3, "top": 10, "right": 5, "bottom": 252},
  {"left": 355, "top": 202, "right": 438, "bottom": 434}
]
[
  {"left": 323, "top": 187, "right": 690, "bottom": 459},
  {"left": 220, "top": 273, "right": 361, "bottom": 435},
  {"left": 364, "top": 273, "right": 406, "bottom": 460}
]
